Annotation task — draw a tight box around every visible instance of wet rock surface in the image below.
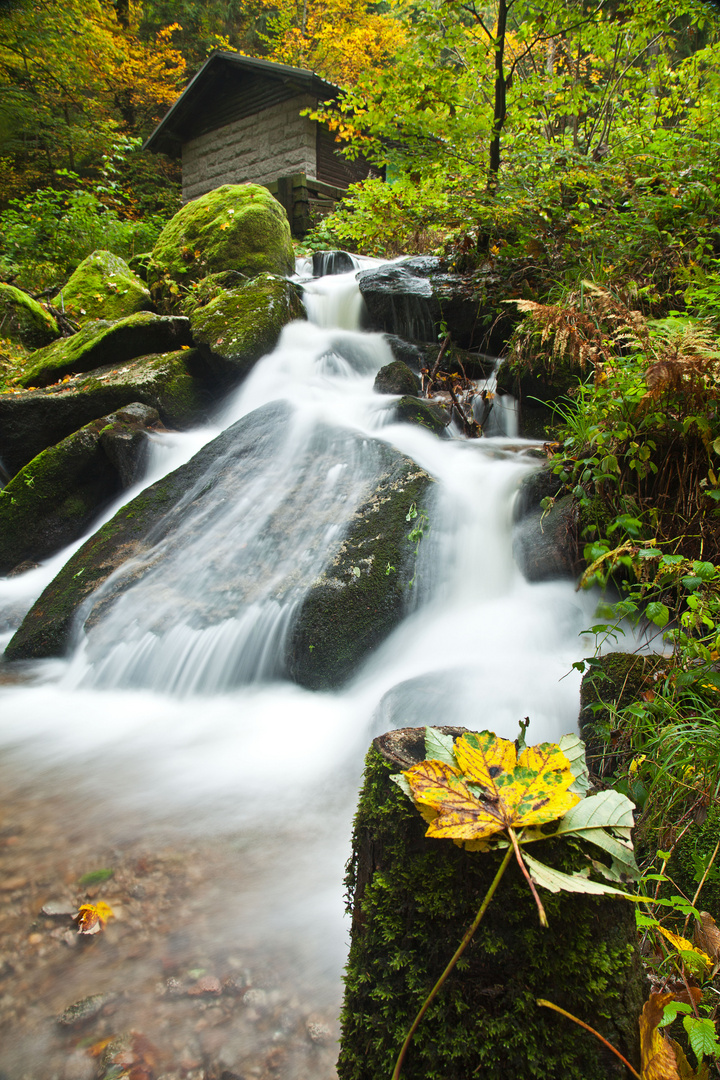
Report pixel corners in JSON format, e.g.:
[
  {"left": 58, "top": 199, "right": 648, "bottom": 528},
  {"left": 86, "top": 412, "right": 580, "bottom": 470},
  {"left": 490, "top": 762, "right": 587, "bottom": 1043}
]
[
  {"left": 372, "top": 360, "right": 420, "bottom": 397},
  {"left": 0, "top": 775, "right": 340, "bottom": 1080}
]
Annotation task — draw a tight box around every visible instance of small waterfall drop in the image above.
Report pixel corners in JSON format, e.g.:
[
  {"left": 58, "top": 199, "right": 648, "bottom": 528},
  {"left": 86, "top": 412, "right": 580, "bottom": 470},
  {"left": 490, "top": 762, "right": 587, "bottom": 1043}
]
[{"left": 0, "top": 266, "right": 598, "bottom": 1079}]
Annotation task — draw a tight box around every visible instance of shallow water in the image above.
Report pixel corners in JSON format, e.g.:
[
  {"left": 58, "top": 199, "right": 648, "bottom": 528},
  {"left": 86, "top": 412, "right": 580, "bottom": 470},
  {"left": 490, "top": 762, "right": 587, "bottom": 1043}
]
[{"left": 0, "top": 266, "right": 598, "bottom": 1078}]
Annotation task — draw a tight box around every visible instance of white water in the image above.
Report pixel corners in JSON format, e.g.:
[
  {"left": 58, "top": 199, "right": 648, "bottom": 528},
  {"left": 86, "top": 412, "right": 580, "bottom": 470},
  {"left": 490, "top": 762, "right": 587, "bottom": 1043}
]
[{"left": 0, "top": 268, "right": 599, "bottom": 1075}]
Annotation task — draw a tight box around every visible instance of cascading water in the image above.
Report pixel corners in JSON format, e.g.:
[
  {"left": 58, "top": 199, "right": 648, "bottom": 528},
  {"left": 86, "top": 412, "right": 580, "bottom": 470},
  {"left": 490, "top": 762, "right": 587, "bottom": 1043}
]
[{"left": 0, "top": 266, "right": 599, "bottom": 1078}]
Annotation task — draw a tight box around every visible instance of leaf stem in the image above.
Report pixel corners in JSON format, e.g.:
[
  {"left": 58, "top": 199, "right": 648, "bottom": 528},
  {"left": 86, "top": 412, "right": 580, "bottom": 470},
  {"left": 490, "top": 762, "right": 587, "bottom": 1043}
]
[
  {"left": 508, "top": 826, "right": 548, "bottom": 927},
  {"left": 390, "top": 844, "right": 514, "bottom": 1080},
  {"left": 536, "top": 999, "right": 642, "bottom": 1080}
]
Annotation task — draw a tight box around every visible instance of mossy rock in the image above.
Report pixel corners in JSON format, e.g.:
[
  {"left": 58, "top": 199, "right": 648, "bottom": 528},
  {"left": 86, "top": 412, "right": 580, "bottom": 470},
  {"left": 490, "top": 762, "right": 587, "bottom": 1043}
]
[
  {"left": 288, "top": 454, "right": 434, "bottom": 689},
  {"left": 147, "top": 184, "right": 295, "bottom": 309},
  {"left": 338, "top": 728, "right": 642, "bottom": 1080},
  {"left": 52, "top": 250, "right": 153, "bottom": 324},
  {"left": 0, "top": 283, "right": 59, "bottom": 349},
  {"left": 0, "top": 349, "right": 212, "bottom": 477},
  {"left": 4, "top": 402, "right": 291, "bottom": 661},
  {"left": 394, "top": 395, "right": 449, "bottom": 435},
  {"left": 512, "top": 467, "right": 581, "bottom": 583},
  {"left": 0, "top": 404, "right": 159, "bottom": 575},
  {"left": 189, "top": 273, "right": 305, "bottom": 386},
  {"left": 579, "top": 653, "right": 666, "bottom": 781},
  {"left": 665, "top": 803, "right": 720, "bottom": 920},
  {"left": 19, "top": 311, "right": 192, "bottom": 389},
  {"left": 373, "top": 360, "right": 421, "bottom": 396}
]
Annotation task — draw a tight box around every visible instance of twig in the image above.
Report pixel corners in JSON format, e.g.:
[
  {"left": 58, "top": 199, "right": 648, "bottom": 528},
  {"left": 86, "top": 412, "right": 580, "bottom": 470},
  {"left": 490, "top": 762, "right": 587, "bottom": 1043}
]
[
  {"left": 537, "top": 1000, "right": 641, "bottom": 1080},
  {"left": 428, "top": 332, "right": 452, "bottom": 384},
  {"left": 683, "top": 836, "right": 720, "bottom": 936}
]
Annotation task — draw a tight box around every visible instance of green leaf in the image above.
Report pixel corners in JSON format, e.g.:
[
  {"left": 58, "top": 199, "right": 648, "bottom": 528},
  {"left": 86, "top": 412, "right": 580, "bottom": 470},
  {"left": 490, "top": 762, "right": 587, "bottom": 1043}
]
[
  {"left": 424, "top": 727, "right": 456, "bottom": 767},
  {"left": 659, "top": 1000, "right": 692, "bottom": 1028},
  {"left": 558, "top": 734, "right": 590, "bottom": 795},
  {"left": 683, "top": 1016, "right": 720, "bottom": 1062},
  {"left": 521, "top": 851, "right": 639, "bottom": 899},
  {"left": 78, "top": 868, "right": 114, "bottom": 886},
  {"left": 646, "top": 602, "right": 670, "bottom": 627},
  {"left": 390, "top": 773, "right": 413, "bottom": 799}
]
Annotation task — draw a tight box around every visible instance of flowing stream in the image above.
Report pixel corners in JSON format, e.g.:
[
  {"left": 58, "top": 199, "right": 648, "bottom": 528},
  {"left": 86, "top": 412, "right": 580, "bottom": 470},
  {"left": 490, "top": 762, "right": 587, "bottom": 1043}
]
[{"left": 0, "top": 266, "right": 599, "bottom": 1078}]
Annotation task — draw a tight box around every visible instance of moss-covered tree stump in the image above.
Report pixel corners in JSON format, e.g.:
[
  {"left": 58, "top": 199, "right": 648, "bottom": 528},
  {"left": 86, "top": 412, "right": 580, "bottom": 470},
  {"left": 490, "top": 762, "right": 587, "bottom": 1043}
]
[{"left": 339, "top": 728, "right": 643, "bottom": 1080}]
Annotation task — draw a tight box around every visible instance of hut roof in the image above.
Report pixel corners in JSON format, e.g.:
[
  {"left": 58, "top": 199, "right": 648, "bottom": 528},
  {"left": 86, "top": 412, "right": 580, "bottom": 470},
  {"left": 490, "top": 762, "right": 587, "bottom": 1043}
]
[{"left": 144, "top": 52, "right": 340, "bottom": 157}]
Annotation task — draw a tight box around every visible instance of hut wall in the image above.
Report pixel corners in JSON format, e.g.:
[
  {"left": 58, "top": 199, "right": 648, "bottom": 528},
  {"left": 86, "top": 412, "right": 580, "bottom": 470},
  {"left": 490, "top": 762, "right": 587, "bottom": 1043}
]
[{"left": 182, "top": 94, "right": 317, "bottom": 202}]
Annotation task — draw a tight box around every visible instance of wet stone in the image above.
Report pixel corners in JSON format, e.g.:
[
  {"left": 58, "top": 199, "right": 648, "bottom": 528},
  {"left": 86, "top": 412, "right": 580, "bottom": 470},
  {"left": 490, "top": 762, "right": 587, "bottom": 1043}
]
[{"left": 57, "top": 992, "right": 117, "bottom": 1027}]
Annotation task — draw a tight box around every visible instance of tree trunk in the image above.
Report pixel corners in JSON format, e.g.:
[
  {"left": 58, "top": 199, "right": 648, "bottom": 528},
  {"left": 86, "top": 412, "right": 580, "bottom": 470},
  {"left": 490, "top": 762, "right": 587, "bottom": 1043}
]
[
  {"left": 338, "top": 726, "right": 643, "bottom": 1080},
  {"left": 486, "top": 0, "right": 509, "bottom": 194}
]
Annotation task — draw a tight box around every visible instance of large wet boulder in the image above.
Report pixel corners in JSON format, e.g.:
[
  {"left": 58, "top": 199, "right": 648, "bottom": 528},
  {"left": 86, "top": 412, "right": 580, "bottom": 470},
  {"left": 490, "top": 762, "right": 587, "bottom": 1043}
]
[
  {"left": 5, "top": 405, "right": 433, "bottom": 677},
  {"left": 147, "top": 184, "right": 295, "bottom": 308},
  {"left": 0, "top": 284, "right": 59, "bottom": 349},
  {"left": 512, "top": 467, "right": 581, "bottom": 582},
  {"left": 358, "top": 260, "right": 518, "bottom": 354},
  {"left": 19, "top": 312, "right": 192, "bottom": 389},
  {"left": 0, "top": 403, "right": 160, "bottom": 575},
  {"left": 52, "top": 250, "right": 153, "bottom": 324},
  {"left": 0, "top": 349, "right": 212, "bottom": 477},
  {"left": 189, "top": 273, "right": 305, "bottom": 387},
  {"left": 312, "top": 250, "right": 355, "bottom": 276},
  {"left": 288, "top": 455, "right": 433, "bottom": 690},
  {"left": 373, "top": 360, "right": 420, "bottom": 396}
]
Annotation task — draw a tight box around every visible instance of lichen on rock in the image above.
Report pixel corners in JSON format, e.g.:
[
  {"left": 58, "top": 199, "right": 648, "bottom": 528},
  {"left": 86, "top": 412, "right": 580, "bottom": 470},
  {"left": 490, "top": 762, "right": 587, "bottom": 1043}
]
[
  {"left": 147, "top": 184, "right": 295, "bottom": 310},
  {"left": 52, "top": 250, "right": 153, "bottom": 324}
]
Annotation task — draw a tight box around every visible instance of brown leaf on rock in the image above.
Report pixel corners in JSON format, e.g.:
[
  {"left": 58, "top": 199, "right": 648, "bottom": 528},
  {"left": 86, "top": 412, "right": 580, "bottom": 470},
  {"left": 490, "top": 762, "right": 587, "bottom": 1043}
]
[
  {"left": 694, "top": 911, "right": 720, "bottom": 963},
  {"left": 640, "top": 993, "right": 680, "bottom": 1080},
  {"left": 74, "top": 901, "right": 114, "bottom": 935}
]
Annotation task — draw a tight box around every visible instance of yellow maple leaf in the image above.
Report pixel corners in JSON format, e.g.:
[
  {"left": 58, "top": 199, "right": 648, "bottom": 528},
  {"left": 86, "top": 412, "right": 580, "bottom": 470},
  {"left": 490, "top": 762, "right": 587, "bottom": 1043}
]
[
  {"left": 655, "top": 924, "right": 712, "bottom": 973},
  {"left": 403, "top": 731, "right": 579, "bottom": 842},
  {"left": 74, "top": 901, "right": 114, "bottom": 935}
]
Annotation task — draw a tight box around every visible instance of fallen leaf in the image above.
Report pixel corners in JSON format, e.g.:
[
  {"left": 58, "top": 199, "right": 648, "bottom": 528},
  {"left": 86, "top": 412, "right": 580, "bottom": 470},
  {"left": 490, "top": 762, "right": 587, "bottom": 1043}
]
[
  {"left": 640, "top": 993, "right": 681, "bottom": 1080},
  {"left": 74, "top": 901, "right": 114, "bottom": 935}
]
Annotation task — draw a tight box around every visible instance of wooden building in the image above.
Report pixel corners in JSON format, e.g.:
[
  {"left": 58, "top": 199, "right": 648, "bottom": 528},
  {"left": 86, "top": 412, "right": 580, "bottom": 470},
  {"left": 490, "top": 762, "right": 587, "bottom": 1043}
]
[{"left": 144, "top": 51, "right": 377, "bottom": 235}]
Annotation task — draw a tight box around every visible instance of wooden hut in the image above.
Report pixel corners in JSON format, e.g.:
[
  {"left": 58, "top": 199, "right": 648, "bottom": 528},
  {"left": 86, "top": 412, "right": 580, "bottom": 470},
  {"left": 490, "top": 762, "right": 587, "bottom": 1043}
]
[{"left": 144, "top": 51, "right": 378, "bottom": 235}]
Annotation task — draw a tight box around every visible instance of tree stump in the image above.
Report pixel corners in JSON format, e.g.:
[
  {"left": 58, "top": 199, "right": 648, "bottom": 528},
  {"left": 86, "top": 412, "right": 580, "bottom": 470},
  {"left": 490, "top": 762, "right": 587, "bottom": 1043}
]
[{"left": 338, "top": 727, "right": 643, "bottom": 1080}]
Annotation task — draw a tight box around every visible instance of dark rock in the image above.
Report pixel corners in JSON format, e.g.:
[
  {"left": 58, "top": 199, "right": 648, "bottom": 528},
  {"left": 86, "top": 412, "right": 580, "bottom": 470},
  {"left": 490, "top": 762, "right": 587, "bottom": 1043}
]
[
  {"left": 512, "top": 467, "right": 581, "bottom": 582},
  {"left": 394, "top": 395, "right": 449, "bottom": 435},
  {"left": 288, "top": 454, "right": 433, "bottom": 690},
  {"left": 496, "top": 356, "right": 580, "bottom": 439},
  {"left": 0, "top": 350, "right": 211, "bottom": 477},
  {"left": 338, "top": 728, "right": 643, "bottom": 1080},
  {"left": 383, "top": 336, "right": 425, "bottom": 371},
  {"left": 312, "top": 250, "right": 355, "bottom": 275},
  {"left": 100, "top": 403, "right": 160, "bottom": 487},
  {"left": 0, "top": 405, "right": 158, "bottom": 575},
  {"left": 373, "top": 360, "right": 420, "bottom": 396},
  {"left": 19, "top": 312, "right": 193, "bottom": 389},
  {"left": 358, "top": 265, "right": 518, "bottom": 353}
]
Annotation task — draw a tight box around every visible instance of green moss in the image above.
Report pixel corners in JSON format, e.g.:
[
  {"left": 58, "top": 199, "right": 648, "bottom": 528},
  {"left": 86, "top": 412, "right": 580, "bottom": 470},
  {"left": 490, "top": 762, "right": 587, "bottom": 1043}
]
[
  {"left": 338, "top": 744, "right": 642, "bottom": 1080},
  {"left": 190, "top": 273, "right": 305, "bottom": 376},
  {"left": 147, "top": 184, "right": 295, "bottom": 309},
  {"left": 0, "top": 283, "right": 59, "bottom": 349},
  {"left": 395, "top": 396, "right": 449, "bottom": 435},
  {"left": 19, "top": 312, "right": 192, "bottom": 388},
  {"left": 53, "top": 250, "right": 152, "bottom": 324},
  {"left": 666, "top": 803, "right": 720, "bottom": 918}
]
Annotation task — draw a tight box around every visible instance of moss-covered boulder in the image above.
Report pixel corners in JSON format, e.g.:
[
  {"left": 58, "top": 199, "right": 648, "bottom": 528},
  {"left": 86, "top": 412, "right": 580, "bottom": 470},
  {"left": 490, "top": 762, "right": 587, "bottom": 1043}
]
[
  {"left": 52, "top": 250, "right": 152, "bottom": 324},
  {"left": 0, "top": 283, "right": 59, "bottom": 349},
  {"left": 0, "top": 349, "right": 212, "bottom": 477},
  {"left": 373, "top": 360, "right": 420, "bottom": 396},
  {"left": 147, "top": 184, "right": 295, "bottom": 308},
  {"left": 394, "top": 395, "right": 449, "bottom": 435},
  {"left": 0, "top": 403, "right": 160, "bottom": 575},
  {"left": 338, "top": 727, "right": 642, "bottom": 1080},
  {"left": 288, "top": 454, "right": 433, "bottom": 689},
  {"left": 19, "top": 311, "right": 192, "bottom": 389},
  {"left": 4, "top": 402, "right": 291, "bottom": 660},
  {"left": 189, "top": 273, "right": 305, "bottom": 386}
]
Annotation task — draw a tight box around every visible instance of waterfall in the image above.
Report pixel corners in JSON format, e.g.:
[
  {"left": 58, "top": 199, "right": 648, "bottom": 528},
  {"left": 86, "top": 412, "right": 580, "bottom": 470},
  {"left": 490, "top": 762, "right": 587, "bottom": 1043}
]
[{"left": 0, "top": 268, "right": 598, "bottom": 1078}]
